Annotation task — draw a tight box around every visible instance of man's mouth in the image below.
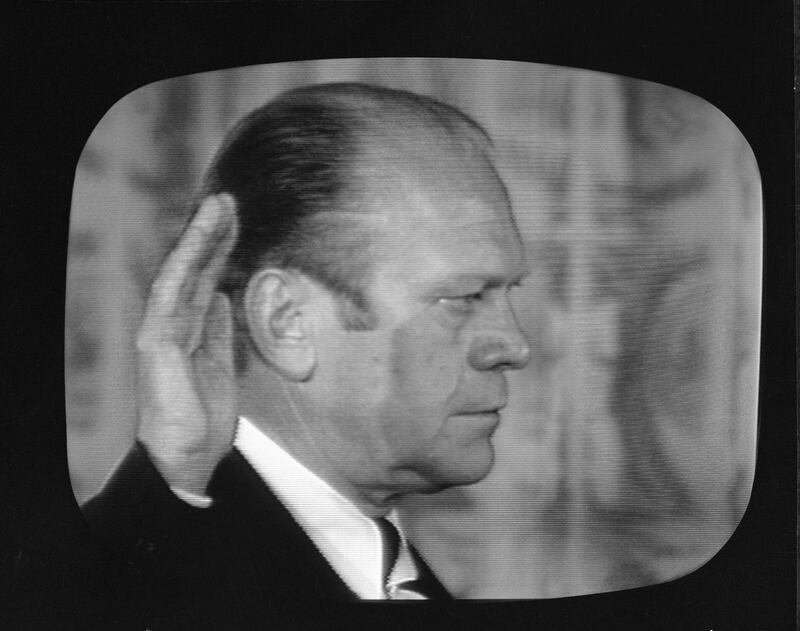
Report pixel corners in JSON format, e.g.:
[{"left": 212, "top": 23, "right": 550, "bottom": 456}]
[
  {"left": 451, "top": 408, "right": 504, "bottom": 428},
  {"left": 457, "top": 401, "right": 507, "bottom": 415}
]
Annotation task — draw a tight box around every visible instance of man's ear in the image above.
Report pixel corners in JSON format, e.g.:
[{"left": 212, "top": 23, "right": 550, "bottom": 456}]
[{"left": 244, "top": 269, "right": 315, "bottom": 381}]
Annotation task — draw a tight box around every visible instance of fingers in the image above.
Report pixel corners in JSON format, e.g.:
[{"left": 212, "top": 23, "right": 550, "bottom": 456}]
[
  {"left": 140, "top": 194, "right": 238, "bottom": 351},
  {"left": 203, "top": 292, "right": 234, "bottom": 378},
  {"left": 197, "top": 292, "right": 237, "bottom": 450},
  {"left": 189, "top": 201, "right": 238, "bottom": 320},
  {"left": 152, "top": 194, "right": 237, "bottom": 312}
]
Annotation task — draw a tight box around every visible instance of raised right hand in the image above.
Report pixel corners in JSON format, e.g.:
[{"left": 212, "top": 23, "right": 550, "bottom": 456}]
[{"left": 135, "top": 194, "right": 239, "bottom": 496}]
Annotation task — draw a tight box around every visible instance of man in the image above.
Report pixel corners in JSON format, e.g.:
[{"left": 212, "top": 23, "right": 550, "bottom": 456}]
[{"left": 83, "top": 82, "right": 530, "bottom": 625}]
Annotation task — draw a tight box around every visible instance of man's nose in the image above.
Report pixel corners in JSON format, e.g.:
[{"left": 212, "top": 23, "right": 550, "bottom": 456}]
[{"left": 467, "top": 303, "right": 531, "bottom": 371}]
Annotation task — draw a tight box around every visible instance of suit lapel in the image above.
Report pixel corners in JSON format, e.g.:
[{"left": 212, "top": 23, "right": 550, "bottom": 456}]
[
  {"left": 207, "top": 448, "right": 359, "bottom": 602},
  {"left": 207, "top": 448, "right": 452, "bottom": 602}
]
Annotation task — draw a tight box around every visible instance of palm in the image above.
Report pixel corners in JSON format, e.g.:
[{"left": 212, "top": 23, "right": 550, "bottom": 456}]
[{"left": 136, "top": 195, "right": 238, "bottom": 495}]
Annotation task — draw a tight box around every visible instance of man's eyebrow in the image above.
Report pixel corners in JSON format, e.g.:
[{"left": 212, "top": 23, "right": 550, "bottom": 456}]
[{"left": 430, "top": 270, "right": 530, "bottom": 290}]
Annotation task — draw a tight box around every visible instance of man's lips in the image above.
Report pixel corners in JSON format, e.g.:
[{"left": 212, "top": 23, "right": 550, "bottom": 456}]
[
  {"left": 456, "top": 411, "right": 501, "bottom": 422},
  {"left": 449, "top": 407, "right": 505, "bottom": 433},
  {"left": 450, "top": 409, "right": 503, "bottom": 433},
  {"left": 456, "top": 401, "right": 507, "bottom": 415}
]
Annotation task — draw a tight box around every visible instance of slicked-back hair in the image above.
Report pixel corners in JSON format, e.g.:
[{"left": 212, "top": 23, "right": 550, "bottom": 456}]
[{"left": 196, "top": 82, "right": 493, "bottom": 368}]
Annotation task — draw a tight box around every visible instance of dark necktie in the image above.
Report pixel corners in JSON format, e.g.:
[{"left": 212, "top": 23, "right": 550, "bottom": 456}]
[
  {"left": 374, "top": 517, "right": 401, "bottom": 588},
  {"left": 374, "top": 517, "right": 442, "bottom": 599}
]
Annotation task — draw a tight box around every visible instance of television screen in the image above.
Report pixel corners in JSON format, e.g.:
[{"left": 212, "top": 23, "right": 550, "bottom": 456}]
[
  {"left": 66, "top": 58, "right": 761, "bottom": 600},
  {"left": 6, "top": 4, "right": 792, "bottom": 629}
]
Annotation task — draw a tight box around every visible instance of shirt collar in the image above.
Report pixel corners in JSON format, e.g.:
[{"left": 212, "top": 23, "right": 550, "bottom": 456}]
[{"left": 233, "top": 417, "right": 419, "bottom": 599}]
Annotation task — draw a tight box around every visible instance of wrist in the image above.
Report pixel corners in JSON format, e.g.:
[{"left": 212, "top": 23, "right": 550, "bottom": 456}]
[{"left": 137, "top": 436, "right": 218, "bottom": 496}]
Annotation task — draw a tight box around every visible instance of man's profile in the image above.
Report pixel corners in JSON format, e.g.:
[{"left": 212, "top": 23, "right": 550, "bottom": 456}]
[{"left": 83, "top": 82, "right": 531, "bottom": 623}]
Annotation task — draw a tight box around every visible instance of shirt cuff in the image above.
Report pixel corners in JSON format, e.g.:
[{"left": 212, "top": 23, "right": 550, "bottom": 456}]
[{"left": 169, "top": 486, "right": 213, "bottom": 508}]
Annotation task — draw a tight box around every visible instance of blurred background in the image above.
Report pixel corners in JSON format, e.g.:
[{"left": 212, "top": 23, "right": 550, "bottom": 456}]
[{"left": 65, "top": 58, "right": 761, "bottom": 599}]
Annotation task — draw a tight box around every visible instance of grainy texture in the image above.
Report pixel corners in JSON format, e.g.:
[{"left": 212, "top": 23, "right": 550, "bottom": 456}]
[{"left": 66, "top": 59, "right": 760, "bottom": 599}]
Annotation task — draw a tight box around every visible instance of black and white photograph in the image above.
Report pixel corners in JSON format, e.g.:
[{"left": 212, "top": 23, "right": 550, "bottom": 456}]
[
  {"left": 5, "top": 4, "right": 794, "bottom": 631},
  {"left": 66, "top": 58, "right": 760, "bottom": 610}
]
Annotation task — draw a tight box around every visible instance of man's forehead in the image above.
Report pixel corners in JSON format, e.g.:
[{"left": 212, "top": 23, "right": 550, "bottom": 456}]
[
  {"left": 345, "top": 139, "right": 525, "bottom": 284},
  {"left": 352, "top": 131, "right": 509, "bottom": 220},
  {"left": 358, "top": 124, "right": 491, "bottom": 173}
]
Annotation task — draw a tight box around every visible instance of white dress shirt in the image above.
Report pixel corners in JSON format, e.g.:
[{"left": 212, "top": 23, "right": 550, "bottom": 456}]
[{"left": 229, "top": 417, "right": 426, "bottom": 599}]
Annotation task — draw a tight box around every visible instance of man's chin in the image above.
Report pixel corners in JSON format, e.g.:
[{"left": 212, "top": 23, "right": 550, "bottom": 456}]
[{"left": 420, "top": 446, "right": 495, "bottom": 492}]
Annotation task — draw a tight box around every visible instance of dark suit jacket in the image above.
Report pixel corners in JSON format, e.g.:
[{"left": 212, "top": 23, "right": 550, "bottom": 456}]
[{"left": 83, "top": 442, "right": 450, "bottom": 629}]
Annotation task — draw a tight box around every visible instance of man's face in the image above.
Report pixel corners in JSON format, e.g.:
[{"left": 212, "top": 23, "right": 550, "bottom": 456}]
[{"left": 309, "top": 140, "right": 530, "bottom": 495}]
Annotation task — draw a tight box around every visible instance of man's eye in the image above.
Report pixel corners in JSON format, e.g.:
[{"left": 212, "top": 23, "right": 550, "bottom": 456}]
[{"left": 439, "top": 292, "right": 484, "bottom": 313}]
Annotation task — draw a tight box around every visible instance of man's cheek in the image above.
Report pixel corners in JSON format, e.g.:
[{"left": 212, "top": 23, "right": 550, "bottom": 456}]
[{"left": 388, "top": 320, "right": 462, "bottom": 400}]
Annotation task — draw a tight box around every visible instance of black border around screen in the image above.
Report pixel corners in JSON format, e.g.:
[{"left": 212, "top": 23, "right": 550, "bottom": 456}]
[{"left": 4, "top": 3, "right": 795, "bottom": 630}]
